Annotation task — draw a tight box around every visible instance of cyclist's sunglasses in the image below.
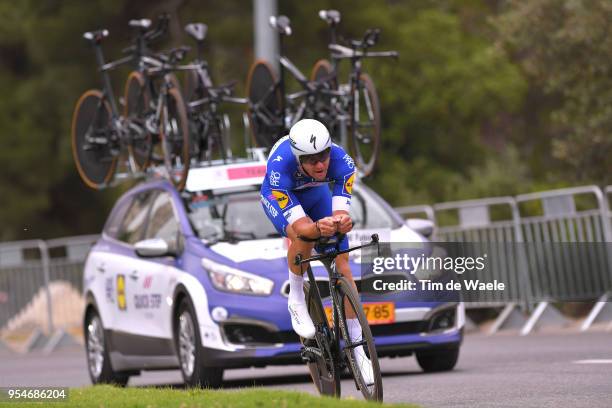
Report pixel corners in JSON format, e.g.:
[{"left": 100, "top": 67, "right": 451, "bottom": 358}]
[{"left": 300, "top": 147, "right": 331, "bottom": 165}]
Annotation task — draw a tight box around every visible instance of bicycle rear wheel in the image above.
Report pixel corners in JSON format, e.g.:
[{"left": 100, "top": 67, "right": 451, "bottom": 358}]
[
  {"left": 246, "top": 59, "right": 283, "bottom": 148},
  {"left": 309, "top": 59, "right": 338, "bottom": 132},
  {"left": 349, "top": 73, "right": 380, "bottom": 177},
  {"left": 303, "top": 281, "right": 341, "bottom": 398},
  {"left": 71, "top": 89, "right": 117, "bottom": 189},
  {"left": 159, "top": 87, "right": 190, "bottom": 190},
  {"left": 124, "top": 71, "right": 152, "bottom": 170},
  {"left": 336, "top": 277, "right": 383, "bottom": 401}
]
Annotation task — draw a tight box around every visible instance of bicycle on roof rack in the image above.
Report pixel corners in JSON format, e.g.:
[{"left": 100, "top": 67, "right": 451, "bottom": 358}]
[
  {"left": 246, "top": 12, "right": 397, "bottom": 177},
  {"left": 246, "top": 15, "right": 339, "bottom": 150},
  {"left": 310, "top": 9, "right": 398, "bottom": 177},
  {"left": 181, "top": 22, "right": 248, "bottom": 164},
  {"left": 72, "top": 23, "right": 191, "bottom": 190},
  {"left": 120, "top": 15, "right": 192, "bottom": 190},
  {"left": 295, "top": 231, "right": 383, "bottom": 401}
]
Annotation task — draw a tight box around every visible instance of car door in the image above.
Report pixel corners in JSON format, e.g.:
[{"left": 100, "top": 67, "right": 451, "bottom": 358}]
[
  {"left": 134, "top": 190, "right": 183, "bottom": 340},
  {"left": 106, "top": 189, "right": 159, "bottom": 338}
]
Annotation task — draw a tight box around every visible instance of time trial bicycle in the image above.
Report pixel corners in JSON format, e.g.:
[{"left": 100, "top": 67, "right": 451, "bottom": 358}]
[{"left": 295, "top": 232, "right": 383, "bottom": 401}]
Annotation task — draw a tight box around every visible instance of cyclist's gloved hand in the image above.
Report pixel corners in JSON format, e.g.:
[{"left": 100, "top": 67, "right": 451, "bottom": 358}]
[
  {"left": 316, "top": 217, "right": 337, "bottom": 237},
  {"left": 334, "top": 214, "right": 353, "bottom": 234}
]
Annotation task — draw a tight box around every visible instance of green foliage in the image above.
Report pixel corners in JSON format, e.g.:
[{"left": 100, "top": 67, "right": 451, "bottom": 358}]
[
  {"left": 3, "top": 385, "right": 419, "bottom": 408},
  {"left": 495, "top": 0, "right": 612, "bottom": 183},
  {"left": 0, "top": 0, "right": 606, "bottom": 239}
]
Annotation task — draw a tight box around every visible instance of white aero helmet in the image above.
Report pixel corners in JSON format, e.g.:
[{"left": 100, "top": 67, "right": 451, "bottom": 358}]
[{"left": 289, "top": 119, "right": 331, "bottom": 162}]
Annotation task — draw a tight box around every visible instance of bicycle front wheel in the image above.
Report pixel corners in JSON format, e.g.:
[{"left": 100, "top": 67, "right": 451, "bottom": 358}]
[
  {"left": 246, "top": 59, "right": 283, "bottom": 148},
  {"left": 336, "top": 277, "right": 383, "bottom": 401},
  {"left": 159, "top": 87, "right": 190, "bottom": 190},
  {"left": 349, "top": 73, "right": 380, "bottom": 177},
  {"left": 303, "top": 281, "right": 341, "bottom": 398},
  {"left": 124, "top": 71, "right": 152, "bottom": 170},
  {"left": 71, "top": 89, "right": 117, "bottom": 189}
]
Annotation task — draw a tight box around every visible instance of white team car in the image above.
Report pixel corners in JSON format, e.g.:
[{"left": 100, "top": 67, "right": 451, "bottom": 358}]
[{"left": 83, "top": 157, "right": 464, "bottom": 387}]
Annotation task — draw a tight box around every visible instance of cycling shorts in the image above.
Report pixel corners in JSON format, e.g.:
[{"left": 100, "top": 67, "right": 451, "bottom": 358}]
[{"left": 261, "top": 184, "right": 349, "bottom": 252}]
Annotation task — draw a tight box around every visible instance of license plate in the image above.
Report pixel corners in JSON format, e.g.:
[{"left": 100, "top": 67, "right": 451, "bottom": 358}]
[{"left": 324, "top": 302, "right": 395, "bottom": 326}]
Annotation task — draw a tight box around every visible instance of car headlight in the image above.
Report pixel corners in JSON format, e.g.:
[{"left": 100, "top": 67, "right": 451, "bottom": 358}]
[{"left": 201, "top": 258, "right": 274, "bottom": 296}]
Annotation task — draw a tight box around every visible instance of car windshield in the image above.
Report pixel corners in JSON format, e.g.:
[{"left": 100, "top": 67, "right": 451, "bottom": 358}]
[{"left": 187, "top": 184, "right": 401, "bottom": 242}]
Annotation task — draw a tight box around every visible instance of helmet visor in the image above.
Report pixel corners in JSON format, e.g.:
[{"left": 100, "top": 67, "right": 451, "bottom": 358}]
[{"left": 299, "top": 147, "right": 331, "bottom": 165}]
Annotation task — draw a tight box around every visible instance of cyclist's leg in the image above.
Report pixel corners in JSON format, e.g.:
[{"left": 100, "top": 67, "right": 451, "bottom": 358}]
[
  {"left": 302, "top": 187, "right": 374, "bottom": 382},
  {"left": 261, "top": 192, "right": 316, "bottom": 338}
]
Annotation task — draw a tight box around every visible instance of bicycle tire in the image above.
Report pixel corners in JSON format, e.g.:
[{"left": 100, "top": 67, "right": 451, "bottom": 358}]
[
  {"left": 336, "top": 277, "right": 383, "bottom": 401},
  {"left": 310, "top": 59, "right": 337, "bottom": 88},
  {"left": 71, "top": 89, "right": 117, "bottom": 189},
  {"left": 246, "top": 59, "right": 283, "bottom": 148},
  {"left": 159, "top": 87, "right": 190, "bottom": 190},
  {"left": 124, "top": 71, "right": 152, "bottom": 170},
  {"left": 309, "top": 59, "right": 339, "bottom": 133},
  {"left": 303, "top": 281, "right": 341, "bottom": 398},
  {"left": 349, "top": 73, "right": 380, "bottom": 177}
]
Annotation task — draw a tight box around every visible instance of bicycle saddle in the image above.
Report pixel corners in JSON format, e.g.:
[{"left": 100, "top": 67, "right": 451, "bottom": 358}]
[
  {"left": 185, "top": 23, "right": 207, "bottom": 42},
  {"left": 269, "top": 15, "right": 292, "bottom": 36},
  {"left": 318, "top": 10, "right": 341, "bottom": 25},
  {"left": 128, "top": 19, "right": 152, "bottom": 30},
  {"left": 83, "top": 29, "right": 109, "bottom": 44}
]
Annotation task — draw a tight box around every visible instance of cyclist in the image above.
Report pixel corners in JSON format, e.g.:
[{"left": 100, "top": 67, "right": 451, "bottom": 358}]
[{"left": 260, "top": 118, "right": 373, "bottom": 383}]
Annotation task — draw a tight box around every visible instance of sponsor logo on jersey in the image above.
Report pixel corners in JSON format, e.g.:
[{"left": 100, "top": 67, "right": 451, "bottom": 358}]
[
  {"left": 272, "top": 189, "right": 293, "bottom": 209},
  {"left": 261, "top": 195, "right": 279, "bottom": 218},
  {"left": 117, "top": 274, "right": 126, "bottom": 311},
  {"left": 273, "top": 155, "right": 283, "bottom": 162},
  {"left": 269, "top": 171, "right": 281, "bottom": 187},
  {"left": 143, "top": 275, "right": 153, "bottom": 289},
  {"left": 343, "top": 173, "right": 355, "bottom": 195},
  {"left": 342, "top": 153, "right": 355, "bottom": 169}
]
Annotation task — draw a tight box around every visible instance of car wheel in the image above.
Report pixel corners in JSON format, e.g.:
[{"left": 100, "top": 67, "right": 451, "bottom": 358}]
[
  {"left": 416, "top": 346, "right": 460, "bottom": 372},
  {"left": 174, "top": 297, "right": 223, "bottom": 388},
  {"left": 84, "top": 309, "right": 129, "bottom": 386}
]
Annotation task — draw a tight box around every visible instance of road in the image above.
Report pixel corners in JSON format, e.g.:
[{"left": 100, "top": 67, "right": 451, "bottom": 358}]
[{"left": 1, "top": 331, "right": 611, "bottom": 407}]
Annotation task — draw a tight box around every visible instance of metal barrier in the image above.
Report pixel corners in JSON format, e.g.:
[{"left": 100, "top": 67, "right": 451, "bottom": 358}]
[
  {"left": 580, "top": 186, "right": 612, "bottom": 331},
  {"left": 516, "top": 186, "right": 611, "bottom": 300},
  {"left": 0, "top": 235, "right": 98, "bottom": 352},
  {"left": 432, "top": 197, "right": 530, "bottom": 309},
  {"left": 515, "top": 186, "right": 611, "bottom": 334},
  {"left": 0, "top": 240, "right": 52, "bottom": 334},
  {"left": 394, "top": 204, "right": 435, "bottom": 223}
]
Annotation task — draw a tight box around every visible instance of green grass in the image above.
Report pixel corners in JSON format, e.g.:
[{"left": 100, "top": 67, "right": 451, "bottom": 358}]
[{"left": 0, "top": 385, "right": 420, "bottom": 408}]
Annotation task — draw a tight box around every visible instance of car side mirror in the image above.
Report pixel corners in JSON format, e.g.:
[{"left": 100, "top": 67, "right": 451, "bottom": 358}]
[
  {"left": 134, "top": 238, "right": 174, "bottom": 258},
  {"left": 406, "top": 218, "right": 435, "bottom": 239}
]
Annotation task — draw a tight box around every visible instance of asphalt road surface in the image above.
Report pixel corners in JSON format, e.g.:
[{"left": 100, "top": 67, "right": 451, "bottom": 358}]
[{"left": 1, "top": 331, "right": 611, "bottom": 407}]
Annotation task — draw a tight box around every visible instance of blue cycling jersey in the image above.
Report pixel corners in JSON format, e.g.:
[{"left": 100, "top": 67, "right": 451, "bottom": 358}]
[{"left": 260, "top": 136, "right": 356, "bottom": 228}]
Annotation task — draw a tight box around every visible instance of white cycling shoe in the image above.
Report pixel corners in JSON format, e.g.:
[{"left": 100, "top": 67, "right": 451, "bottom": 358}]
[
  {"left": 288, "top": 302, "right": 315, "bottom": 339},
  {"left": 354, "top": 349, "right": 375, "bottom": 385}
]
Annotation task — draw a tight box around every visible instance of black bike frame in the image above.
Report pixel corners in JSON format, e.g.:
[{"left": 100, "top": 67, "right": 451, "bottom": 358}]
[{"left": 92, "top": 42, "right": 132, "bottom": 119}]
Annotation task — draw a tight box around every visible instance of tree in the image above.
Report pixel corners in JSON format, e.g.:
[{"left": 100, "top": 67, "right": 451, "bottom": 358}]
[{"left": 495, "top": 0, "right": 612, "bottom": 183}]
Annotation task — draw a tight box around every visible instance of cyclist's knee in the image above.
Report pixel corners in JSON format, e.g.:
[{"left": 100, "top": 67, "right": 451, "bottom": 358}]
[
  {"left": 285, "top": 225, "right": 314, "bottom": 254},
  {"left": 336, "top": 253, "right": 352, "bottom": 275}
]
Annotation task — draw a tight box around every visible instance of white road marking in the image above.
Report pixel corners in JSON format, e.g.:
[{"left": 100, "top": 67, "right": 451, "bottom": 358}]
[{"left": 573, "top": 359, "right": 612, "bottom": 364}]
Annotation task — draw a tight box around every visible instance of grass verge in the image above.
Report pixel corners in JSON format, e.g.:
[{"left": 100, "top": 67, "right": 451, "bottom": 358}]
[{"left": 0, "top": 385, "right": 420, "bottom": 407}]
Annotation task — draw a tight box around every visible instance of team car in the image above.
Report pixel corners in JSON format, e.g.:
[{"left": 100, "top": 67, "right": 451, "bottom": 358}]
[{"left": 83, "top": 155, "right": 464, "bottom": 387}]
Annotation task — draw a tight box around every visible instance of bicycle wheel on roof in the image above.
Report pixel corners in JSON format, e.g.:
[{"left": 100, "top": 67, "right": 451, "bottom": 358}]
[
  {"left": 71, "top": 89, "right": 118, "bottom": 189},
  {"left": 349, "top": 73, "right": 380, "bottom": 177},
  {"left": 246, "top": 59, "right": 284, "bottom": 148}
]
